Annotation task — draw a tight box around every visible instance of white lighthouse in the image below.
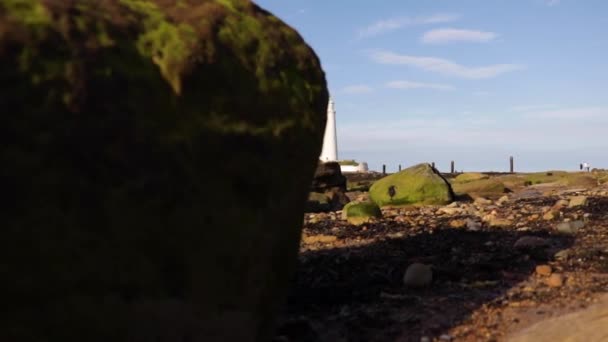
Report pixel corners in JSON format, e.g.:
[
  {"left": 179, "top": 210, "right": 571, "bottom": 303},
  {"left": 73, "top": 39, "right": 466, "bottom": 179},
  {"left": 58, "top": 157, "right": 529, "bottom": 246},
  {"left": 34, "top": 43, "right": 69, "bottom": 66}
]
[{"left": 320, "top": 98, "right": 338, "bottom": 162}]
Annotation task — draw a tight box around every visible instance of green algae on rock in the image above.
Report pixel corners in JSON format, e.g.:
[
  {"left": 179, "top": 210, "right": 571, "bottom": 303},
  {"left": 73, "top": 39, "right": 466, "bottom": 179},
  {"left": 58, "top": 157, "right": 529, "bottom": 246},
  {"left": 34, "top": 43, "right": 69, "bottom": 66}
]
[
  {"left": 342, "top": 201, "right": 382, "bottom": 225},
  {"left": 0, "top": 1, "right": 328, "bottom": 341},
  {"left": 369, "top": 163, "right": 454, "bottom": 207}
]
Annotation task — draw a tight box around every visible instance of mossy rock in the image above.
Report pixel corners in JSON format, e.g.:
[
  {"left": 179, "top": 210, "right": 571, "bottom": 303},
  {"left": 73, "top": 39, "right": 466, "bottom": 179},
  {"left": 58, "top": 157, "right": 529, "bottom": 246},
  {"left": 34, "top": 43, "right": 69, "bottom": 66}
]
[
  {"left": 369, "top": 163, "right": 453, "bottom": 207},
  {"left": 452, "top": 178, "right": 506, "bottom": 199},
  {"left": 0, "top": 1, "right": 328, "bottom": 341},
  {"left": 347, "top": 180, "right": 373, "bottom": 192},
  {"left": 342, "top": 201, "right": 382, "bottom": 225},
  {"left": 453, "top": 172, "right": 489, "bottom": 184}
]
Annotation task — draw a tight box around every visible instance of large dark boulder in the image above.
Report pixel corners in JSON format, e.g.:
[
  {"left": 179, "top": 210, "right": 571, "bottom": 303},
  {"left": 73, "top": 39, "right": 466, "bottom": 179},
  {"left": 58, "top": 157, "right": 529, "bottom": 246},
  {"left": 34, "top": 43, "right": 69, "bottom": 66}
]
[
  {"left": 0, "top": 1, "right": 327, "bottom": 341},
  {"left": 308, "top": 162, "right": 349, "bottom": 211},
  {"left": 311, "top": 161, "right": 347, "bottom": 192}
]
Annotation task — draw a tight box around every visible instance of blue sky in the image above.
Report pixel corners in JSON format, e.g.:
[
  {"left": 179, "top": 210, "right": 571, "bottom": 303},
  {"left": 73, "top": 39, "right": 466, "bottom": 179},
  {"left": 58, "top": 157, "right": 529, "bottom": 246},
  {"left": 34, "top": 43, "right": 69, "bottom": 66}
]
[{"left": 255, "top": 0, "right": 608, "bottom": 172}]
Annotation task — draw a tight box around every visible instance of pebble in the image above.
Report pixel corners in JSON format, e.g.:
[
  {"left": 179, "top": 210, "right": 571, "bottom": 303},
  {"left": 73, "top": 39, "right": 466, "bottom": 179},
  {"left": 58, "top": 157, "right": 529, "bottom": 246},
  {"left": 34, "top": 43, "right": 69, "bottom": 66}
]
[
  {"left": 438, "top": 207, "right": 465, "bottom": 215},
  {"left": 536, "top": 265, "right": 553, "bottom": 276},
  {"left": 466, "top": 219, "right": 482, "bottom": 231},
  {"left": 403, "top": 263, "right": 433, "bottom": 288},
  {"left": 489, "top": 218, "right": 513, "bottom": 227},
  {"left": 439, "top": 334, "right": 452, "bottom": 341},
  {"left": 475, "top": 197, "right": 493, "bottom": 205},
  {"left": 543, "top": 211, "right": 556, "bottom": 221},
  {"left": 556, "top": 220, "right": 585, "bottom": 234},
  {"left": 420, "top": 337, "right": 431, "bottom": 342},
  {"left": 496, "top": 195, "right": 509, "bottom": 205},
  {"left": 554, "top": 249, "right": 571, "bottom": 260},
  {"left": 449, "top": 219, "right": 467, "bottom": 228},
  {"left": 568, "top": 196, "right": 588, "bottom": 208},
  {"left": 545, "top": 273, "right": 564, "bottom": 287}
]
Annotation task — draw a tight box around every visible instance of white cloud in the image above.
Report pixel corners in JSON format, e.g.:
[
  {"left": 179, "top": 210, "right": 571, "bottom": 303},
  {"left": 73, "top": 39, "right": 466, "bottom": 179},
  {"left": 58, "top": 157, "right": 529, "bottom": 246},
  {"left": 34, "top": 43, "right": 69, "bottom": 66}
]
[
  {"left": 358, "top": 13, "right": 460, "bottom": 38},
  {"left": 472, "top": 91, "right": 491, "bottom": 96},
  {"left": 421, "top": 28, "right": 497, "bottom": 44},
  {"left": 511, "top": 104, "right": 557, "bottom": 112},
  {"left": 386, "top": 80, "right": 454, "bottom": 91},
  {"left": 545, "top": 0, "right": 560, "bottom": 6},
  {"left": 370, "top": 50, "right": 524, "bottom": 79},
  {"left": 342, "top": 84, "right": 374, "bottom": 94},
  {"left": 525, "top": 107, "right": 607, "bottom": 119}
]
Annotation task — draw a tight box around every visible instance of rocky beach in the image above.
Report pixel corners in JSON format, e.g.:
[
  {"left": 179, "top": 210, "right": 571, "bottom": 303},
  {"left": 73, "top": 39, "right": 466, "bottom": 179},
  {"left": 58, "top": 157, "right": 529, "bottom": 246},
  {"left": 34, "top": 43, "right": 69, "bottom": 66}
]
[{"left": 277, "top": 167, "right": 608, "bottom": 342}]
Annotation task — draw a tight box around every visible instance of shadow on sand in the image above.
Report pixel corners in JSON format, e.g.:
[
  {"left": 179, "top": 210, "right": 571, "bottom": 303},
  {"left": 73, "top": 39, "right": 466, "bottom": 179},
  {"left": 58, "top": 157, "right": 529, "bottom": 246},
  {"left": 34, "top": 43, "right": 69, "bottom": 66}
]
[{"left": 276, "top": 227, "right": 575, "bottom": 342}]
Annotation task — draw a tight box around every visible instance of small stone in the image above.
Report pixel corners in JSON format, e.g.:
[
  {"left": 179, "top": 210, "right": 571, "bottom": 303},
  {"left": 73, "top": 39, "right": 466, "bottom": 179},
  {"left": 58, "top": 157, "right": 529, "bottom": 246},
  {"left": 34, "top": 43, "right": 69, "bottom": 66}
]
[
  {"left": 439, "top": 334, "right": 452, "bottom": 341},
  {"left": 450, "top": 219, "right": 467, "bottom": 228},
  {"left": 536, "top": 265, "right": 553, "bottom": 276},
  {"left": 387, "top": 232, "right": 405, "bottom": 239},
  {"left": 554, "top": 249, "right": 570, "bottom": 260},
  {"left": 489, "top": 218, "right": 513, "bottom": 227},
  {"left": 403, "top": 263, "right": 433, "bottom": 288},
  {"left": 545, "top": 273, "right": 564, "bottom": 287},
  {"left": 514, "top": 236, "right": 549, "bottom": 249},
  {"left": 529, "top": 214, "right": 540, "bottom": 221},
  {"left": 496, "top": 195, "right": 510, "bottom": 205},
  {"left": 447, "top": 201, "right": 459, "bottom": 208},
  {"left": 556, "top": 220, "right": 585, "bottom": 234},
  {"left": 543, "top": 211, "right": 556, "bottom": 221},
  {"left": 420, "top": 337, "right": 431, "bottom": 342},
  {"left": 475, "top": 197, "right": 493, "bottom": 205},
  {"left": 568, "top": 196, "right": 588, "bottom": 208},
  {"left": 438, "top": 207, "right": 464, "bottom": 215},
  {"left": 466, "top": 219, "right": 482, "bottom": 231}
]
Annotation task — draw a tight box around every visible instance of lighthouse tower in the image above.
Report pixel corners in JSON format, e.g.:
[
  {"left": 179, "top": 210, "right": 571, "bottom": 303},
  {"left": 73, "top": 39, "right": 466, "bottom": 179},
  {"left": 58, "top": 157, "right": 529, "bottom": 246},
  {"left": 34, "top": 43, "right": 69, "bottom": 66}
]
[{"left": 319, "top": 98, "right": 338, "bottom": 162}]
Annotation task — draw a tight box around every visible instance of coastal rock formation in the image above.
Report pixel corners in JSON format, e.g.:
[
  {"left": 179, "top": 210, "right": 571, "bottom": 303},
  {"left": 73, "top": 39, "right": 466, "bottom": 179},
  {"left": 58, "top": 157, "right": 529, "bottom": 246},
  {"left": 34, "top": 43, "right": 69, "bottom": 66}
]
[
  {"left": 369, "top": 163, "right": 453, "bottom": 207},
  {"left": 341, "top": 201, "right": 382, "bottom": 225},
  {"left": 308, "top": 161, "right": 350, "bottom": 211},
  {"left": 0, "top": 1, "right": 327, "bottom": 341}
]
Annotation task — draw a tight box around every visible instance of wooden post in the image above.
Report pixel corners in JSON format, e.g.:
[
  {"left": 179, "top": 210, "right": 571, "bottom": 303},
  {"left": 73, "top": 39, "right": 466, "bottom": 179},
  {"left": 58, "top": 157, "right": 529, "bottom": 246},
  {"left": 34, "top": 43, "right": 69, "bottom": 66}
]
[
  {"left": 431, "top": 162, "right": 435, "bottom": 169},
  {"left": 398, "top": 164, "right": 401, "bottom": 172},
  {"left": 451, "top": 160, "right": 455, "bottom": 174},
  {"left": 510, "top": 156, "right": 514, "bottom": 173},
  {"left": 382, "top": 164, "right": 386, "bottom": 175}
]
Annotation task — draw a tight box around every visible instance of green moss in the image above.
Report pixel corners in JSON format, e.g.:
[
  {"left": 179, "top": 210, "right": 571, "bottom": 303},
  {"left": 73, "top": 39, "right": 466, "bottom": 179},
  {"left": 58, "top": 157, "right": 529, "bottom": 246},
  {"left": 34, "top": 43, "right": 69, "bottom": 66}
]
[
  {"left": 369, "top": 163, "right": 453, "bottom": 207},
  {"left": 2, "top": 0, "right": 51, "bottom": 28},
  {"left": 343, "top": 202, "right": 382, "bottom": 218},
  {"left": 347, "top": 180, "right": 372, "bottom": 192},
  {"left": 120, "top": 0, "right": 197, "bottom": 95},
  {"left": 342, "top": 201, "right": 382, "bottom": 225}
]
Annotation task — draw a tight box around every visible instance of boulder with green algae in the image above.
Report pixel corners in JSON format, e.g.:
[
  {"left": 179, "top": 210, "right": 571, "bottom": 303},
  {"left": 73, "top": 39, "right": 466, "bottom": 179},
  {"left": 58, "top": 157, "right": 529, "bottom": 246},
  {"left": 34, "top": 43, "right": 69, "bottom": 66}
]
[
  {"left": 369, "top": 163, "right": 453, "bottom": 207},
  {"left": 341, "top": 201, "right": 382, "bottom": 225},
  {"left": 0, "top": 1, "right": 327, "bottom": 341}
]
